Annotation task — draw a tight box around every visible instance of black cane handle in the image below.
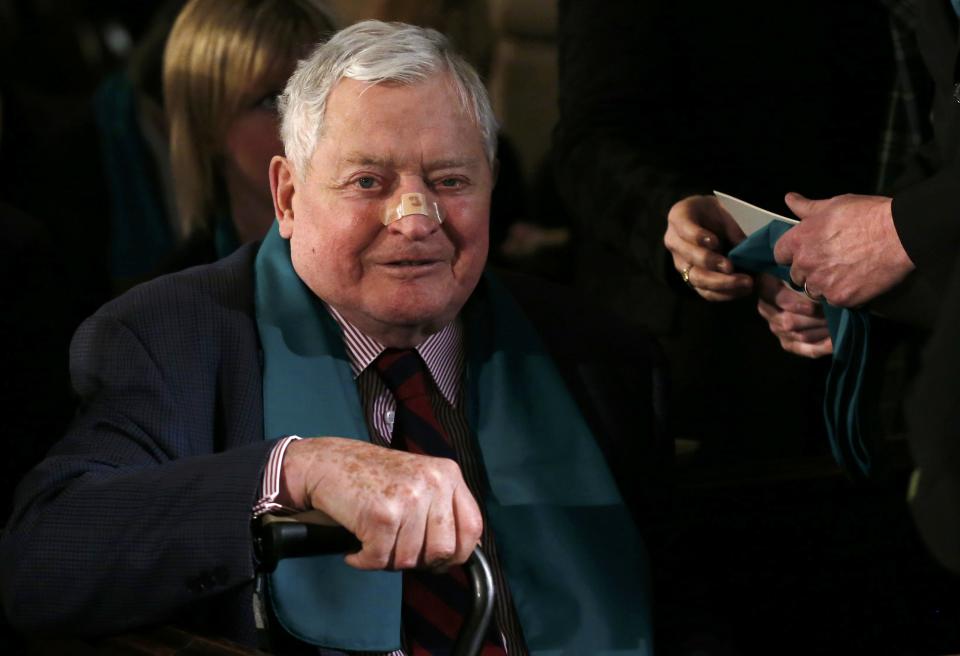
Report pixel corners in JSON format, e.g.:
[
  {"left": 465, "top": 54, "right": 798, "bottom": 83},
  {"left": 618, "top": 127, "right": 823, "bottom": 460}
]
[{"left": 253, "top": 520, "right": 495, "bottom": 656}]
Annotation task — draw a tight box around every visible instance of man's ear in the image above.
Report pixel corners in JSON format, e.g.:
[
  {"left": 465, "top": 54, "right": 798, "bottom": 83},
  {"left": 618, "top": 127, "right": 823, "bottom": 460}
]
[{"left": 270, "top": 155, "right": 296, "bottom": 239}]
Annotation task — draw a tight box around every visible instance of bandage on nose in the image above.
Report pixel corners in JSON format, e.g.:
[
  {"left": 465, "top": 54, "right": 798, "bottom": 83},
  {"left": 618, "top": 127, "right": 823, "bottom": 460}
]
[{"left": 382, "top": 193, "right": 444, "bottom": 226}]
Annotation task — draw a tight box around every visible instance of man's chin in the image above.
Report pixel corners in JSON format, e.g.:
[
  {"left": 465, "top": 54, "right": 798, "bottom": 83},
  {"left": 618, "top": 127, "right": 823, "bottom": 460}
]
[{"left": 358, "top": 298, "right": 462, "bottom": 344}]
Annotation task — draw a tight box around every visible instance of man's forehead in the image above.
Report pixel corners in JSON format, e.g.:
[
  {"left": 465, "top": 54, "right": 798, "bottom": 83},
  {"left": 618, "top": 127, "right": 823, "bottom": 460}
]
[{"left": 338, "top": 151, "right": 483, "bottom": 170}]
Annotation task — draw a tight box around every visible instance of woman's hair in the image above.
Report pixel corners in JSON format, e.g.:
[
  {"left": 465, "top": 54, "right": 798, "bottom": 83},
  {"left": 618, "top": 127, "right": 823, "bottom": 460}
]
[
  {"left": 163, "top": 0, "right": 336, "bottom": 236},
  {"left": 279, "top": 20, "right": 498, "bottom": 179}
]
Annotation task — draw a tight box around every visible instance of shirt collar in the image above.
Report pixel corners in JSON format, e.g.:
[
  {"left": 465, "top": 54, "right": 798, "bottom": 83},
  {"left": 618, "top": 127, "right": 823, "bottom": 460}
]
[{"left": 324, "top": 304, "right": 464, "bottom": 406}]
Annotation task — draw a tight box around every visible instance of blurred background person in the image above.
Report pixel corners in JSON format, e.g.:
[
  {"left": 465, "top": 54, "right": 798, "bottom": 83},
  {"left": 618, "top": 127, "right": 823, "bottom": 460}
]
[{"left": 161, "top": 0, "right": 337, "bottom": 270}]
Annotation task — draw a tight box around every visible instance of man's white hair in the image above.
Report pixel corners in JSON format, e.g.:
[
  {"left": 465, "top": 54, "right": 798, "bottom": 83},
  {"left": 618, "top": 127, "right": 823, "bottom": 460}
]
[{"left": 279, "top": 20, "right": 498, "bottom": 176}]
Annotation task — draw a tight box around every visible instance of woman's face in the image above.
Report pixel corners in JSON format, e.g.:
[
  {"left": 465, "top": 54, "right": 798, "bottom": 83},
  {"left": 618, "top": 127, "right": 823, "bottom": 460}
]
[{"left": 223, "top": 94, "right": 283, "bottom": 196}]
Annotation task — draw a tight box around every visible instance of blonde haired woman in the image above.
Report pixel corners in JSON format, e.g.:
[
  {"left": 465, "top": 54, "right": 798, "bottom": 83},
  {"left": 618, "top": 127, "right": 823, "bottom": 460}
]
[{"left": 163, "top": 0, "right": 336, "bottom": 262}]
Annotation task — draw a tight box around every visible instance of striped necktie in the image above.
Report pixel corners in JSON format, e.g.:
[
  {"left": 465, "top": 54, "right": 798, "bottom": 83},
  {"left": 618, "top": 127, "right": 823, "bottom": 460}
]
[{"left": 375, "top": 348, "right": 507, "bottom": 655}]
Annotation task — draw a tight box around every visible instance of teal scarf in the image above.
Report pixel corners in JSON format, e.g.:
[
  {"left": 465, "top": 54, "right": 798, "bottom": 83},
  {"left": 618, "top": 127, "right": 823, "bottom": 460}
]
[
  {"left": 729, "top": 222, "right": 873, "bottom": 475},
  {"left": 254, "top": 225, "right": 652, "bottom": 654}
]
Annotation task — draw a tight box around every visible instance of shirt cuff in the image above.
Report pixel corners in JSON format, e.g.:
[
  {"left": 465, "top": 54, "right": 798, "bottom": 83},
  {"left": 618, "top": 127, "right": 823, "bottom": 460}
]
[{"left": 252, "top": 435, "right": 301, "bottom": 518}]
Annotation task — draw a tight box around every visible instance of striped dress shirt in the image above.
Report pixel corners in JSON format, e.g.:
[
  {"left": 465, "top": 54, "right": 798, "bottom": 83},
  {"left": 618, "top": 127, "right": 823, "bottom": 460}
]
[{"left": 255, "top": 305, "right": 528, "bottom": 655}]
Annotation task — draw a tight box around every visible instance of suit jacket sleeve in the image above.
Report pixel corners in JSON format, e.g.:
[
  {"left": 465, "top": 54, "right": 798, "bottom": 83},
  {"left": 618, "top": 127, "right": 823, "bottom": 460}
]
[
  {"left": 1, "top": 257, "right": 273, "bottom": 640},
  {"left": 886, "top": 0, "right": 960, "bottom": 321}
]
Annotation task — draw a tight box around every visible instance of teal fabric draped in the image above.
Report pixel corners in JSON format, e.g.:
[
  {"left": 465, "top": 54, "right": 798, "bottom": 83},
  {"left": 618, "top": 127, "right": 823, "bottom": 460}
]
[
  {"left": 728, "top": 222, "right": 873, "bottom": 475},
  {"left": 254, "top": 225, "right": 652, "bottom": 654}
]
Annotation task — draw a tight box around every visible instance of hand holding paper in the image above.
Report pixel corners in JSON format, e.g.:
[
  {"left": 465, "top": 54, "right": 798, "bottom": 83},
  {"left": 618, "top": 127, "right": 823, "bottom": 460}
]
[{"left": 662, "top": 194, "right": 754, "bottom": 301}]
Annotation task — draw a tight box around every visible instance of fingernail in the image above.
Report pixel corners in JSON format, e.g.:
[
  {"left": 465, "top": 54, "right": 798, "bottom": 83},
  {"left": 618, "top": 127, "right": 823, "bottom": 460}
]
[
  {"left": 715, "top": 259, "right": 732, "bottom": 273},
  {"left": 699, "top": 234, "right": 713, "bottom": 247}
]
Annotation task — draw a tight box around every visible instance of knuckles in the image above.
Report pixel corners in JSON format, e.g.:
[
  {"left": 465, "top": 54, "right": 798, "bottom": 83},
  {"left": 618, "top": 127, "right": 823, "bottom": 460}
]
[
  {"left": 365, "top": 501, "right": 404, "bottom": 533},
  {"left": 825, "top": 286, "right": 854, "bottom": 307},
  {"left": 423, "top": 541, "right": 457, "bottom": 567}
]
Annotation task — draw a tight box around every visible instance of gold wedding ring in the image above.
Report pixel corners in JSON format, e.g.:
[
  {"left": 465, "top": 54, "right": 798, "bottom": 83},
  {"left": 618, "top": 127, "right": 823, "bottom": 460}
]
[{"left": 681, "top": 265, "right": 693, "bottom": 288}]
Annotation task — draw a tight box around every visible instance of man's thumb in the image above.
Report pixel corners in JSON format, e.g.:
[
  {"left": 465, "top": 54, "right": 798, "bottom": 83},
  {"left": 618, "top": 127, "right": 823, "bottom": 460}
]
[{"left": 784, "top": 192, "right": 816, "bottom": 219}]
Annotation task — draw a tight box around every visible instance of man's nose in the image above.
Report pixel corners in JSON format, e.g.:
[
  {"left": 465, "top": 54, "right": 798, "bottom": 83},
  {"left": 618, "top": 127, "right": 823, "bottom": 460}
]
[{"left": 386, "top": 186, "right": 442, "bottom": 240}]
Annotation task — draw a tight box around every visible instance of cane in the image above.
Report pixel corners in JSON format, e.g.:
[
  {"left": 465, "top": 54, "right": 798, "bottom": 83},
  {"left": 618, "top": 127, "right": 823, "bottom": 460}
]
[{"left": 253, "top": 517, "right": 496, "bottom": 656}]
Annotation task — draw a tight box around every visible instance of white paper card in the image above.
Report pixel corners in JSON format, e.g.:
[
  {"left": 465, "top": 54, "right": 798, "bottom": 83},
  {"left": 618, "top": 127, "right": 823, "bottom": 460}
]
[{"left": 713, "top": 190, "right": 798, "bottom": 237}]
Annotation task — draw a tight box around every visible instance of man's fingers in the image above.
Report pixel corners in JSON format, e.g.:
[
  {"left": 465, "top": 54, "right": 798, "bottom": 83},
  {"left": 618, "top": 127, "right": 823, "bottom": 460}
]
[
  {"left": 773, "top": 229, "right": 798, "bottom": 266},
  {"left": 756, "top": 273, "right": 784, "bottom": 304},
  {"left": 420, "top": 497, "right": 458, "bottom": 569},
  {"left": 391, "top": 499, "right": 432, "bottom": 570},
  {"left": 699, "top": 289, "right": 749, "bottom": 302},
  {"left": 450, "top": 484, "right": 483, "bottom": 566},
  {"left": 764, "top": 312, "right": 830, "bottom": 338},
  {"left": 780, "top": 336, "right": 833, "bottom": 359},
  {"left": 345, "top": 516, "right": 400, "bottom": 570},
  {"left": 757, "top": 298, "right": 779, "bottom": 322},
  {"left": 783, "top": 191, "right": 818, "bottom": 218},
  {"left": 787, "top": 326, "right": 831, "bottom": 343},
  {"left": 775, "top": 286, "right": 823, "bottom": 317}
]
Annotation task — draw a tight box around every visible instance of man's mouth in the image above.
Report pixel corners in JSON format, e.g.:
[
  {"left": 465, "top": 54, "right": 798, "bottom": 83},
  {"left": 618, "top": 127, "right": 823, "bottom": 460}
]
[{"left": 386, "top": 259, "right": 440, "bottom": 267}]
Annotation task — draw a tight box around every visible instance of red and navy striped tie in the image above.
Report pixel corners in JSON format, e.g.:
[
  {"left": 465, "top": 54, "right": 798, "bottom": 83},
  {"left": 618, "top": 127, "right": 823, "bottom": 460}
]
[{"left": 375, "top": 348, "right": 507, "bottom": 656}]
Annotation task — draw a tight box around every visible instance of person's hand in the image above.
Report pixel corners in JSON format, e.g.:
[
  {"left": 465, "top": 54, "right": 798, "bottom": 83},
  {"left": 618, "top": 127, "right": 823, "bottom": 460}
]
[
  {"left": 773, "top": 192, "right": 915, "bottom": 307},
  {"left": 756, "top": 274, "right": 832, "bottom": 358},
  {"left": 663, "top": 194, "right": 754, "bottom": 301},
  {"left": 279, "top": 437, "right": 482, "bottom": 571}
]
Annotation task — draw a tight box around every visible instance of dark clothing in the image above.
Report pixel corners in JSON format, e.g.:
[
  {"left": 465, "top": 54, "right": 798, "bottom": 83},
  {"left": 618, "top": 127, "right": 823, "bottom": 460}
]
[
  {"left": 0, "top": 244, "right": 666, "bottom": 645},
  {"left": 553, "top": 0, "right": 893, "bottom": 459},
  {"left": 907, "top": 255, "right": 960, "bottom": 574},
  {"left": 0, "top": 203, "right": 74, "bottom": 520},
  {"left": 554, "top": 0, "right": 892, "bottom": 334},
  {"left": 886, "top": 0, "right": 960, "bottom": 325},
  {"left": 554, "top": 0, "right": 960, "bottom": 650},
  {"left": 900, "top": 0, "right": 960, "bottom": 579}
]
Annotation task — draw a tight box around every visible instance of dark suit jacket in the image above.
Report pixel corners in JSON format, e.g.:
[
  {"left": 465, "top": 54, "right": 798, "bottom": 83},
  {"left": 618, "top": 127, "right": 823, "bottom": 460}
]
[
  {"left": 0, "top": 244, "right": 666, "bottom": 646},
  {"left": 885, "top": 0, "right": 960, "bottom": 326},
  {"left": 552, "top": 0, "right": 893, "bottom": 458},
  {"left": 907, "top": 255, "right": 960, "bottom": 574}
]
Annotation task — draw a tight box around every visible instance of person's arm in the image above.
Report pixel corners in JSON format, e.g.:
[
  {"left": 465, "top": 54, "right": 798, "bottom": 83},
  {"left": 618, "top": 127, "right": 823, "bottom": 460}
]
[
  {"left": 0, "top": 312, "right": 275, "bottom": 637},
  {"left": 2, "top": 308, "right": 483, "bottom": 637},
  {"left": 891, "top": 164, "right": 960, "bottom": 291}
]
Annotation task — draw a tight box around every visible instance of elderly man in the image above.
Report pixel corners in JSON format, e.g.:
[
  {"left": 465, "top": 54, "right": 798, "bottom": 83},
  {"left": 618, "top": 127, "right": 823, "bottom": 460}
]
[{"left": 1, "top": 21, "right": 653, "bottom": 655}]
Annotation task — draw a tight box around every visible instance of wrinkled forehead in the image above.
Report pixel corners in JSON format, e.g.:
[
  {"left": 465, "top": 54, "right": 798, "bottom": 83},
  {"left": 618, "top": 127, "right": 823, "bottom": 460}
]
[{"left": 315, "top": 75, "right": 487, "bottom": 169}]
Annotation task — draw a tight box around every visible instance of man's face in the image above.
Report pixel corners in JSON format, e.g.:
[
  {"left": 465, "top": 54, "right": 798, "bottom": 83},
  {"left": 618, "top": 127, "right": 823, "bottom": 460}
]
[{"left": 272, "top": 74, "right": 492, "bottom": 346}]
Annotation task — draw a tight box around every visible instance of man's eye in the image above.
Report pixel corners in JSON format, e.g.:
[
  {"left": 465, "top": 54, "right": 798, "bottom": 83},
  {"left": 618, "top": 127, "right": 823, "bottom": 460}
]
[
  {"left": 437, "top": 178, "right": 462, "bottom": 188},
  {"left": 356, "top": 176, "right": 377, "bottom": 189}
]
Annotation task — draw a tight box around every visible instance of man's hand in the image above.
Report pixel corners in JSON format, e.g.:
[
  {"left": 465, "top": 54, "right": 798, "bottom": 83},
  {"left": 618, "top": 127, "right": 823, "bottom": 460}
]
[
  {"left": 663, "top": 195, "right": 754, "bottom": 301},
  {"left": 756, "top": 274, "right": 832, "bottom": 359},
  {"left": 773, "top": 192, "right": 915, "bottom": 307},
  {"left": 280, "top": 437, "right": 482, "bottom": 571}
]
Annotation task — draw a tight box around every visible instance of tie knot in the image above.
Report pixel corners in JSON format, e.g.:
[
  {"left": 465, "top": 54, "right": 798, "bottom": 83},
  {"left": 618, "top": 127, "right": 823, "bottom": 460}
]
[{"left": 374, "top": 348, "right": 430, "bottom": 402}]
